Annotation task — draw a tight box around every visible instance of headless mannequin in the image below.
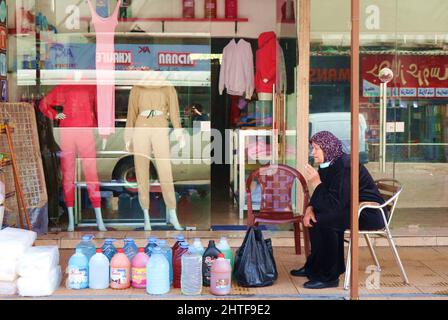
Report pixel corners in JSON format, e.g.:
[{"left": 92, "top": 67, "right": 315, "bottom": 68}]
[
  {"left": 55, "top": 112, "right": 106, "bottom": 232},
  {"left": 125, "top": 85, "right": 185, "bottom": 231}
]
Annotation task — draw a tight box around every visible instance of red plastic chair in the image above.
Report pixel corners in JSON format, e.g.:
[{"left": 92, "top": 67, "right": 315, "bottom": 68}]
[{"left": 246, "top": 164, "right": 310, "bottom": 255}]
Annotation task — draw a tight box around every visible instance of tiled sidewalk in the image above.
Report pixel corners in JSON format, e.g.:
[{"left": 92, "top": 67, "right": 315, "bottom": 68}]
[{"left": 4, "top": 246, "right": 448, "bottom": 300}]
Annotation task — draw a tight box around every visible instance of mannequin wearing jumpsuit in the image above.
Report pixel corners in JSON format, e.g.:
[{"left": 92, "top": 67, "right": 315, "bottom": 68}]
[
  {"left": 125, "top": 85, "right": 183, "bottom": 230},
  {"left": 39, "top": 84, "right": 106, "bottom": 231}
]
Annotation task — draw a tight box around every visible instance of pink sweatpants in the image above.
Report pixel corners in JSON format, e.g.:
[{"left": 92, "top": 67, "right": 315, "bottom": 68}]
[{"left": 59, "top": 128, "right": 101, "bottom": 208}]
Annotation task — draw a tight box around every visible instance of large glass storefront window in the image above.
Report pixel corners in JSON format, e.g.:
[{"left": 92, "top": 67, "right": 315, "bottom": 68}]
[{"left": 7, "top": 0, "right": 213, "bottom": 231}]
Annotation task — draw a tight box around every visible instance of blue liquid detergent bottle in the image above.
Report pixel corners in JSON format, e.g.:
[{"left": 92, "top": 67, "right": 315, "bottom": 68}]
[
  {"left": 67, "top": 248, "right": 89, "bottom": 290},
  {"left": 144, "top": 237, "right": 158, "bottom": 256},
  {"left": 101, "top": 238, "right": 117, "bottom": 261},
  {"left": 157, "top": 239, "right": 173, "bottom": 283},
  {"left": 123, "top": 238, "right": 138, "bottom": 262},
  {"left": 76, "top": 235, "right": 96, "bottom": 261},
  {"left": 146, "top": 247, "right": 170, "bottom": 295}
]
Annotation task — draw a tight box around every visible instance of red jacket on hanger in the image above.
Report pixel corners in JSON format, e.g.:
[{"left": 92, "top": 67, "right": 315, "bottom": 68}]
[{"left": 255, "top": 31, "right": 278, "bottom": 94}]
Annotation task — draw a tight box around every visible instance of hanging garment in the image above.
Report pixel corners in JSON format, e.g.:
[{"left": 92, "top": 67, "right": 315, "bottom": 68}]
[
  {"left": 229, "top": 95, "right": 241, "bottom": 127},
  {"left": 87, "top": 0, "right": 122, "bottom": 138},
  {"left": 39, "top": 85, "right": 101, "bottom": 208},
  {"left": 125, "top": 86, "right": 181, "bottom": 210},
  {"left": 255, "top": 31, "right": 278, "bottom": 94},
  {"left": 219, "top": 39, "right": 255, "bottom": 99}
]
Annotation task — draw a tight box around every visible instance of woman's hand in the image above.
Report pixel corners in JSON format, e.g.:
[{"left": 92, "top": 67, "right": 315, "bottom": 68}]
[
  {"left": 303, "top": 206, "right": 317, "bottom": 228},
  {"left": 304, "top": 164, "right": 322, "bottom": 189}
]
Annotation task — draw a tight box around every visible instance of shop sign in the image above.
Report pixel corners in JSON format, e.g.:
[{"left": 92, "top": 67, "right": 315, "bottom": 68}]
[
  {"left": 41, "top": 43, "right": 210, "bottom": 71},
  {"left": 310, "top": 56, "right": 350, "bottom": 83},
  {"left": 436, "top": 88, "right": 448, "bottom": 97},
  {"left": 362, "top": 55, "right": 448, "bottom": 98},
  {"left": 0, "top": 26, "right": 6, "bottom": 51},
  {"left": 158, "top": 52, "right": 195, "bottom": 67}
]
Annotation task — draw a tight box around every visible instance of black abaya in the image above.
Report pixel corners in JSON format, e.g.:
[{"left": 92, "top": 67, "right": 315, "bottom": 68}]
[{"left": 303, "top": 154, "right": 386, "bottom": 282}]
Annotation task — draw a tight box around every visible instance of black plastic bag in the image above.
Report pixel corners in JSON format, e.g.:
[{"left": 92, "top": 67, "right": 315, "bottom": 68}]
[{"left": 234, "top": 226, "right": 278, "bottom": 287}]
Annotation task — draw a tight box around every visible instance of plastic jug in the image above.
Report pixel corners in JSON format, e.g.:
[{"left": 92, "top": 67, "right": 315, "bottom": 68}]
[
  {"left": 146, "top": 247, "right": 170, "bottom": 295},
  {"left": 110, "top": 248, "right": 131, "bottom": 290},
  {"left": 183, "top": 0, "right": 195, "bottom": 18},
  {"left": 204, "top": 0, "right": 217, "bottom": 19},
  {"left": 210, "top": 253, "right": 232, "bottom": 296},
  {"left": 172, "top": 234, "right": 185, "bottom": 257},
  {"left": 101, "top": 238, "right": 117, "bottom": 261},
  {"left": 131, "top": 248, "right": 149, "bottom": 289},
  {"left": 157, "top": 239, "right": 173, "bottom": 283},
  {"left": 123, "top": 238, "right": 138, "bottom": 262},
  {"left": 225, "top": 0, "right": 238, "bottom": 19},
  {"left": 173, "top": 242, "right": 189, "bottom": 289},
  {"left": 89, "top": 248, "right": 109, "bottom": 290},
  {"left": 76, "top": 235, "right": 96, "bottom": 261},
  {"left": 216, "top": 237, "right": 234, "bottom": 270},
  {"left": 144, "top": 237, "right": 158, "bottom": 256},
  {"left": 192, "top": 238, "right": 205, "bottom": 256},
  {"left": 202, "top": 240, "right": 222, "bottom": 286},
  {"left": 66, "top": 248, "right": 89, "bottom": 290},
  {"left": 181, "top": 247, "right": 203, "bottom": 295}
]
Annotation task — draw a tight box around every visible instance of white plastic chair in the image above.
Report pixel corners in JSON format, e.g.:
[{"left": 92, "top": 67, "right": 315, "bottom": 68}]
[{"left": 344, "top": 179, "right": 409, "bottom": 290}]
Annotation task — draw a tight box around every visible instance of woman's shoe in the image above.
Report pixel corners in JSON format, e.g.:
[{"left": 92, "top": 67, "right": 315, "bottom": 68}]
[
  {"left": 303, "top": 279, "right": 339, "bottom": 289},
  {"left": 167, "top": 209, "right": 184, "bottom": 231},
  {"left": 290, "top": 267, "right": 308, "bottom": 277}
]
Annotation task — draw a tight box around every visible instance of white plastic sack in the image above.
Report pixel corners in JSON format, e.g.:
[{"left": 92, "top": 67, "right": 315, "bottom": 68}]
[
  {"left": 0, "top": 257, "right": 18, "bottom": 282},
  {"left": 0, "top": 228, "right": 37, "bottom": 261},
  {"left": 17, "top": 266, "right": 61, "bottom": 297},
  {"left": 0, "top": 281, "right": 17, "bottom": 295},
  {"left": 17, "top": 246, "right": 60, "bottom": 278}
]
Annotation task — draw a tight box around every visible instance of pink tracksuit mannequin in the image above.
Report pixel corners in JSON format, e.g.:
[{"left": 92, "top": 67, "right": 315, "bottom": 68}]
[
  {"left": 39, "top": 85, "right": 105, "bottom": 231},
  {"left": 87, "top": 0, "right": 121, "bottom": 138}
]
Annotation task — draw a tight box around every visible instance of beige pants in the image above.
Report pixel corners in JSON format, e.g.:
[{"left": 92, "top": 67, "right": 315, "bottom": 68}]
[{"left": 132, "top": 116, "right": 176, "bottom": 210}]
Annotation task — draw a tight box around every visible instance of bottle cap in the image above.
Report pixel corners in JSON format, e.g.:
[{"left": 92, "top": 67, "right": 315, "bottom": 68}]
[
  {"left": 148, "top": 237, "right": 157, "bottom": 243},
  {"left": 157, "top": 239, "right": 167, "bottom": 246},
  {"left": 180, "top": 242, "right": 189, "bottom": 249},
  {"left": 104, "top": 238, "right": 115, "bottom": 243},
  {"left": 124, "top": 238, "right": 134, "bottom": 243},
  {"left": 96, "top": 248, "right": 102, "bottom": 253},
  {"left": 138, "top": 248, "right": 145, "bottom": 253},
  {"left": 218, "top": 253, "right": 225, "bottom": 259},
  {"left": 117, "top": 248, "right": 124, "bottom": 253},
  {"left": 82, "top": 234, "right": 94, "bottom": 241},
  {"left": 176, "top": 235, "right": 185, "bottom": 241}
]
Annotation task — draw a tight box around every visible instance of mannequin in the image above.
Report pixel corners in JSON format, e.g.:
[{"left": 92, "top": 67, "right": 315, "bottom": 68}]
[
  {"left": 39, "top": 84, "right": 106, "bottom": 232},
  {"left": 125, "top": 84, "right": 184, "bottom": 231}
]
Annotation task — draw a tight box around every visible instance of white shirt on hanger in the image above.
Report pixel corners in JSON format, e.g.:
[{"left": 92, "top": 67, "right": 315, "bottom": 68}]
[{"left": 219, "top": 39, "right": 255, "bottom": 99}]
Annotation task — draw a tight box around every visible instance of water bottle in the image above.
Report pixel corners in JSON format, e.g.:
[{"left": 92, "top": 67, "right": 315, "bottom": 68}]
[
  {"left": 89, "top": 248, "right": 110, "bottom": 290},
  {"left": 146, "top": 247, "right": 170, "bottom": 295},
  {"left": 66, "top": 248, "right": 89, "bottom": 290},
  {"left": 193, "top": 238, "right": 205, "bottom": 256},
  {"left": 76, "top": 235, "right": 96, "bottom": 261},
  {"left": 157, "top": 239, "right": 173, "bottom": 283},
  {"left": 144, "top": 237, "right": 158, "bottom": 256},
  {"left": 172, "top": 234, "right": 185, "bottom": 255},
  {"left": 216, "top": 237, "right": 234, "bottom": 271},
  {"left": 181, "top": 247, "right": 203, "bottom": 295},
  {"left": 123, "top": 238, "right": 138, "bottom": 262},
  {"left": 101, "top": 239, "right": 117, "bottom": 261}
]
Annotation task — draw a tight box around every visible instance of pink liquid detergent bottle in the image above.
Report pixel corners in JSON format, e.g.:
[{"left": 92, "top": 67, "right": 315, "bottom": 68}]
[
  {"left": 210, "top": 253, "right": 232, "bottom": 296},
  {"left": 110, "top": 248, "right": 131, "bottom": 290},
  {"left": 131, "top": 248, "right": 149, "bottom": 289}
]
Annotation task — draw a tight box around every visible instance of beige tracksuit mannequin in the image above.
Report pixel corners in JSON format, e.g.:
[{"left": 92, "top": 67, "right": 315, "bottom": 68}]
[{"left": 125, "top": 85, "right": 181, "bottom": 213}]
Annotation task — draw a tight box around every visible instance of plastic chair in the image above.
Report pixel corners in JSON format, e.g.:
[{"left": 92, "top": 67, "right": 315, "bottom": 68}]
[
  {"left": 246, "top": 164, "right": 310, "bottom": 255},
  {"left": 343, "top": 179, "right": 410, "bottom": 290}
]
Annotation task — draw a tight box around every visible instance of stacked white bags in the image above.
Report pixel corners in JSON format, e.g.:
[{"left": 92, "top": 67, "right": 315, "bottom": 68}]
[
  {"left": 17, "top": 246, "right": 61, "bottom": 297},
  {"left": 0, "top": 227, "right": 37, "bottom": 295}
]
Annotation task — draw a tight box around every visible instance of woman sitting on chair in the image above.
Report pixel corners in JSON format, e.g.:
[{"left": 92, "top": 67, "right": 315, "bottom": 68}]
[{"left": 291, "top": 131, "right": 386, "bottom": 289}]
